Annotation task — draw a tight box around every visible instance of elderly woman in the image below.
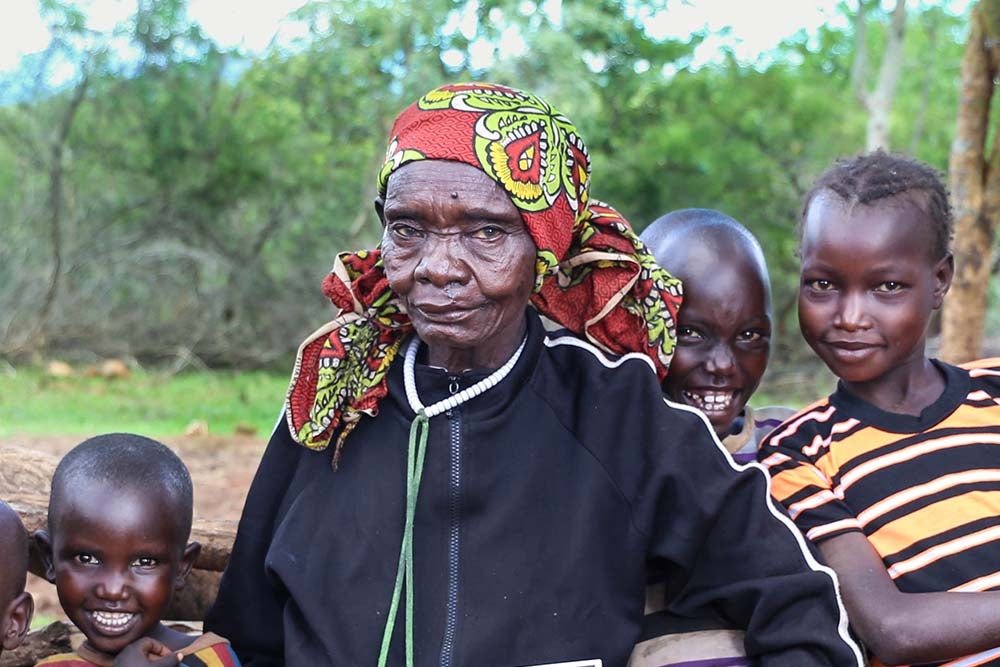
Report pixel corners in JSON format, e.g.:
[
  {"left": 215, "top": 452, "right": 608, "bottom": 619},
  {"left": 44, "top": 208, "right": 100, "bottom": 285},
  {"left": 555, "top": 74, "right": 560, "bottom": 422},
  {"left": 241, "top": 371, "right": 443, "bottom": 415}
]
[{"left": 206, "top": 84, "right": 862, "bottom": 667}]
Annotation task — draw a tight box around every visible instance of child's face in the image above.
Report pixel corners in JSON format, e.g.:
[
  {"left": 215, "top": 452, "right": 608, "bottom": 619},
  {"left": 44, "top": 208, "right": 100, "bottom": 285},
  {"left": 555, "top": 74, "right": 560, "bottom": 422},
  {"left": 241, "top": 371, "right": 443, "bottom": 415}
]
[
  {"left": 799, "top": 193, "right": 952, "bottom": 388},
  {"left": 40, "top": 482, "right": 197, "bottom": 655},
  {"left": 663, "top": 258, "right": 771, "bottom": 437}
]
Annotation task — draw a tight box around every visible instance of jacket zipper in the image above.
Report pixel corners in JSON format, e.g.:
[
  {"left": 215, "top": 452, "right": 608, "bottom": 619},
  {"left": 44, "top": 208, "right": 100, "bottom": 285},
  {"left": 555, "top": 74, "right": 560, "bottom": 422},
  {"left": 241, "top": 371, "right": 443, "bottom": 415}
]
[{"left": 440, "top": 378, "right": 462, "bottom": 667}]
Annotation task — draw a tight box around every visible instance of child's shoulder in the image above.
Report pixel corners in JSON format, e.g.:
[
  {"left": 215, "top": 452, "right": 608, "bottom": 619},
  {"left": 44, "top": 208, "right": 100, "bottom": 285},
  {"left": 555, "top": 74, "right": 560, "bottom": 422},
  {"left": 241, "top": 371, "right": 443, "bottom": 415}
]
[
  {"left": 958, "top": 357, "right": 1000, "bottom": 373},
  {"left": 759, "top": 396, "right": 837, "bottom": 447},
  {"left": 949, "top": 357, "right": 1000, "bottom": 396}
]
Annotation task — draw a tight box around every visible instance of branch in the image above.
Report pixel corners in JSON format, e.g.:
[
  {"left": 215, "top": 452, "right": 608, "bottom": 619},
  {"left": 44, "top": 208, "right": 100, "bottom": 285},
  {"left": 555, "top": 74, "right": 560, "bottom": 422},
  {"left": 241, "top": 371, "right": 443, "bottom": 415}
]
[
  {"left": 36, "top": 72, "right": 90, "bottom": 330},
  {"left": 910, "top": 12, "right": 939, "bottom": 153}
]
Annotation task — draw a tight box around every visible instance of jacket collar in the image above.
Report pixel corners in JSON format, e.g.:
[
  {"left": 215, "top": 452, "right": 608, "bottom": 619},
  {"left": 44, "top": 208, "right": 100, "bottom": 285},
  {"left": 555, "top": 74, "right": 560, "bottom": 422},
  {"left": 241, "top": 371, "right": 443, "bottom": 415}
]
[{"left": 386, "top": 307, "right": 544, "bottom": 421}]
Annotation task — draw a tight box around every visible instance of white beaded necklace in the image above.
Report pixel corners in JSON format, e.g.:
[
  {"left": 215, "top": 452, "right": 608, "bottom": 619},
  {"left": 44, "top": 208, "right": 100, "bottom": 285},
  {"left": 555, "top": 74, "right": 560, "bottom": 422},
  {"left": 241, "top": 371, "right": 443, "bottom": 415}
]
[
  {"left": 378, "top": 333, "right": 527, "bottom": 667},
  {"left": 403, "top": 334, "right": 527, "bottom": 417}
]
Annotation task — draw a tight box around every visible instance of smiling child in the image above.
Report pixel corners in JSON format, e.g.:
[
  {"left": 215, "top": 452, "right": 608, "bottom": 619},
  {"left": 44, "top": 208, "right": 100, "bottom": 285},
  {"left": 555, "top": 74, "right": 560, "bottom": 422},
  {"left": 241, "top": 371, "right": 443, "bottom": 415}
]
[
  {"left": 641, "top": 209, "right": 793, "bottom": 462},
  {"left": 760, "top": 151, "right": 1000, "bottom": 667},
  {"left": 0, "top": 499, "right": 33, "bottom": 658},
  {"left": 629, "top": 210, "right": 793, "bottom": 667},
  {"left": 35, "top": 434, "right": 240, "bottom": 667}
]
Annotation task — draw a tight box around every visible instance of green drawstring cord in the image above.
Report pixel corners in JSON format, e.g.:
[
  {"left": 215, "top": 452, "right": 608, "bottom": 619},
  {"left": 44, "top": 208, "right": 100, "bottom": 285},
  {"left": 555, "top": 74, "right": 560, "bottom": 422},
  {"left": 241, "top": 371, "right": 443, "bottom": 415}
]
[{"left": 378, "top": 410, "right": 430, "bottom": 667}]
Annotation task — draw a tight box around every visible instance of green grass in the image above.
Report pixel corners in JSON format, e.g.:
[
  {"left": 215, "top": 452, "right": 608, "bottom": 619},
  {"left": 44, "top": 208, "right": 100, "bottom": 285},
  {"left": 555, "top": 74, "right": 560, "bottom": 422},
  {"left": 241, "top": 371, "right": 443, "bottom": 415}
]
[
  {"left": 31, "top": 613, "right": 58, "bottom": 630},
  {"left": 0, "top": 368, "right": 289, "bottom": 438}
]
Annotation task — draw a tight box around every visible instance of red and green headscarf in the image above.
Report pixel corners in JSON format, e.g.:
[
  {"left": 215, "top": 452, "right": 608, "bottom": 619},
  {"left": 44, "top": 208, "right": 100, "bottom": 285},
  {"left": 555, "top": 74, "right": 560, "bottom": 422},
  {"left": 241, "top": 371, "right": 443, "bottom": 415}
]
[{"left": 286, "top": 83, "right": 683, "bottom": 461}]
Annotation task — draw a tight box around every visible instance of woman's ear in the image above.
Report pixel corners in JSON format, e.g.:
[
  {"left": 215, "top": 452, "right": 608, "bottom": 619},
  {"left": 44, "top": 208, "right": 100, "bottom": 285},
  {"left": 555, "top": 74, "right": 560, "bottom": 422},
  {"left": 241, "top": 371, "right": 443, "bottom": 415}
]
[
  {"left": 933, "top": 252, "right": 954, "bottom": 309},
  {"left": 33, "top": 530, "right": 56, "bottom": 583},
  {"left": 374, "top": 197, "right": 386, "bottom": 226},
  {"left": 1, "top": 592, "right": 33, "bottom": 651},
  {"left": 174, "top": 541, "right": 201, "bottom": 590}
]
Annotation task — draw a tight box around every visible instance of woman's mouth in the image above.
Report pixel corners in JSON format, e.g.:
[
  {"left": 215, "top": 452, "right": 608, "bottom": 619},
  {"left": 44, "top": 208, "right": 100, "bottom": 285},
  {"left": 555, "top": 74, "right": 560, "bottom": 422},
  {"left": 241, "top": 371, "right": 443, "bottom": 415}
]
[{"left": 412, "top": 303, "right": 482, "bottom": 323}]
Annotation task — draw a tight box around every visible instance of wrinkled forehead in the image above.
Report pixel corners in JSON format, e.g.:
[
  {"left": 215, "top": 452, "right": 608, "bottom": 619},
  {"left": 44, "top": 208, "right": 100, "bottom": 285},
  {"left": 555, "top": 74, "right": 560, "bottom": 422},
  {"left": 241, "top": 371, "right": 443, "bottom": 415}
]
[{"left": 377, "top": 83, "right": 591, "bottom": 261}]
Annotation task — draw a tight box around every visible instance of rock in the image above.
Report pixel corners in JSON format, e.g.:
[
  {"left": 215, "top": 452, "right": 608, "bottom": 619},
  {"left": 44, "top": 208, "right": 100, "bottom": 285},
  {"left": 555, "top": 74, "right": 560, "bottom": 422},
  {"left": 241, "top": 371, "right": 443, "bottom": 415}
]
[
  {"left": 184, "top": 420, "right": 209, "bottom": 437},
  {"left": 45, "top": 361, "right": 73, "bottom": 378},
  {"left": 0, "top": 621, "right": 72, "bottom": 667},
  {"left": 99, "top": 358, "right": 130, "bottom": 379},
  {"left": 233, "top": 423, "right": 257, "bottom": 437}
]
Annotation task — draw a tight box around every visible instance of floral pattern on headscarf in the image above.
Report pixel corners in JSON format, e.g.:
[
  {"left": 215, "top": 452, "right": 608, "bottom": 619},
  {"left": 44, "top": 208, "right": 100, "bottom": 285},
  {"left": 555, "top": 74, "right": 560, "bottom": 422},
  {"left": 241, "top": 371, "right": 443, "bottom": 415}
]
[{"left": 286, "top": 83, "right": 683, "bottom": 461}]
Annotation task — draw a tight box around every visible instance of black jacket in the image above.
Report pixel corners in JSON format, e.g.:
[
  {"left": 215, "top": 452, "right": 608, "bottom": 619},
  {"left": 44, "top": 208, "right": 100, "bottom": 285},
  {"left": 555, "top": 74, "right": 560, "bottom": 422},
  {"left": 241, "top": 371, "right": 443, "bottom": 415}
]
[{"left": 206, "top": 311, "right": 862, "bottom": 666}]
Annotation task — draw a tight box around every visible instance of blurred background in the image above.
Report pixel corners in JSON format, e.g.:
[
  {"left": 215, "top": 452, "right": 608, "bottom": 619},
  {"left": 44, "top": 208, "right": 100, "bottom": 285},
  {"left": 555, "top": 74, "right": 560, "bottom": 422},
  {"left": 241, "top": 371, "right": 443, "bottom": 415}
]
[{"left": 0, "top": 0, "right": 994, "bottom": 438}]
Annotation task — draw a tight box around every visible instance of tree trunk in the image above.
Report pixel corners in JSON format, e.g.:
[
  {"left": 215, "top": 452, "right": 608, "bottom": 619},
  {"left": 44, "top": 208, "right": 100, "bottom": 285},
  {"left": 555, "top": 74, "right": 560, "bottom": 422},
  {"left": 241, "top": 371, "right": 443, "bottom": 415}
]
[
  {"left": 853, "top": 0, "right": 908, "bottom": 151},
  {"left": 940, "top": 0, "right": 1000, "bottom": 363},
  {"left": 36, "top": 75, "right": 89, "bottom": 335}
]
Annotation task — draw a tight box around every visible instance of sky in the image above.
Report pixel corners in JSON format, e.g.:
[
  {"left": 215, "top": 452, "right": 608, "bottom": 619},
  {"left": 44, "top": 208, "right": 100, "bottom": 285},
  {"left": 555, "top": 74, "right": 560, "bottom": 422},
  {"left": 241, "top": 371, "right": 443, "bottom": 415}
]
[{"left": 0, "top": 0, "right": 972, "bottom": 74}]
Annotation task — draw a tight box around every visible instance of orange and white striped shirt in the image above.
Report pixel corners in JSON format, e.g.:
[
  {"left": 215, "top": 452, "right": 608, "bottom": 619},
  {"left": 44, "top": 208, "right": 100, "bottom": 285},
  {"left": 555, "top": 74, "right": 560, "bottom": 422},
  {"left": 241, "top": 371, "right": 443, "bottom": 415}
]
[{"left": 760, "top": 359, "right": 1000, "bottom": 667}]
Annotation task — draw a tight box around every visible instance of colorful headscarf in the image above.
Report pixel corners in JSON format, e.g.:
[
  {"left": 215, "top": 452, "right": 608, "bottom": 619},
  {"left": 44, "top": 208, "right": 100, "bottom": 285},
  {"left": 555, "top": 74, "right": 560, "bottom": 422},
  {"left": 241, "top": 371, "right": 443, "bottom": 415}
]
[{"left": 286, "top": 83, "right": 683, "bottom": 461}]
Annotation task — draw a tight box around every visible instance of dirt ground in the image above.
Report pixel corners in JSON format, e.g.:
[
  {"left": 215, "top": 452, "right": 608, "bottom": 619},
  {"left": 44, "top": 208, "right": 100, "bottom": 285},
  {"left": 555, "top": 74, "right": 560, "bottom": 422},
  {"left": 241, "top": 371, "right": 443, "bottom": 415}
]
[{"left": 0, "top": 433, "right": 267, "bottom": 623}]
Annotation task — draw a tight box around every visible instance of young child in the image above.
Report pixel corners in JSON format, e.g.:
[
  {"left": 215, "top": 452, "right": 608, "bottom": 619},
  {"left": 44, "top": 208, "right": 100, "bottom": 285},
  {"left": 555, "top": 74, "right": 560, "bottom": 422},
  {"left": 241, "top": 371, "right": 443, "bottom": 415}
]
[
  {"left": 631, "top": 209, "right": 793, "bottom": 667},
  {"left": 758, "top": 152, "right": 1000, "bottom": 666},
  {"left": 34, "top": 434, "right": 240, "bottom": 667},
  {"left": 641, "top": 208, "right": 793, "bottom": 463},
  {"left": 0, "top": 499, "right": 33, "bottom": 657}
]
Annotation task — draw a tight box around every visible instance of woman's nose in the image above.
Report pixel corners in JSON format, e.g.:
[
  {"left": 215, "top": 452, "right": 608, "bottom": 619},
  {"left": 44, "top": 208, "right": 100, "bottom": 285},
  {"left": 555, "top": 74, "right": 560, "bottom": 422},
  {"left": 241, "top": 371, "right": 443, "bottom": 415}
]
[{"left": 414, "top": 234, "right": 470, "bottom": 286}]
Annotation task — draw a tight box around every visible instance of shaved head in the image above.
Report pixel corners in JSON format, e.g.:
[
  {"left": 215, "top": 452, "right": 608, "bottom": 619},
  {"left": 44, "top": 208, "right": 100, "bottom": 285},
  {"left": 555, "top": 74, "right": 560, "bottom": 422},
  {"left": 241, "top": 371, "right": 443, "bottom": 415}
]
[
  {"left": 49, "top": 433, "right": 194, "bottom": 543},
  {"left": 0, "top": 500, "right": 28, "bottom": 604},
  {"left": 641, "top": 208, "right": 771, "bottom": 309}
]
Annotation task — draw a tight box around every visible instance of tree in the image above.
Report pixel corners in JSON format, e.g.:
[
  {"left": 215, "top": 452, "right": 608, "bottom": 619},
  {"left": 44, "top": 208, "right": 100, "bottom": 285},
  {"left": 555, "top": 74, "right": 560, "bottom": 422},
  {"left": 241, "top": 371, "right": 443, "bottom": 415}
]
[
  {"left": 940, "top": 0, "right": 1000, "bottom": 363},
  {"left": 853, "top": 0, "right": 908, "bottom": 150}
]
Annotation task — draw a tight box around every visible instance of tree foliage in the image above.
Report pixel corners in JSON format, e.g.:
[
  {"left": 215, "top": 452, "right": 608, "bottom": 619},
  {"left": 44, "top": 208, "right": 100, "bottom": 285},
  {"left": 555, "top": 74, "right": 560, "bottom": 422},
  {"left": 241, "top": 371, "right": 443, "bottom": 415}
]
[{"left": 0, "top": 0, "right": 971, "bottom": 369}]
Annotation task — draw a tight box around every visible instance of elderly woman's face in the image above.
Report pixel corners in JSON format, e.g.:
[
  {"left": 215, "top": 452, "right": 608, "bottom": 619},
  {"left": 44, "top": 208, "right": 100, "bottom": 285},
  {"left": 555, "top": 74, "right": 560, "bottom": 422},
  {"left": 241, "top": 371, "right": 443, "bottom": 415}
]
[{"left": 379, "top": 160, "right": 537, "bottom": 370}]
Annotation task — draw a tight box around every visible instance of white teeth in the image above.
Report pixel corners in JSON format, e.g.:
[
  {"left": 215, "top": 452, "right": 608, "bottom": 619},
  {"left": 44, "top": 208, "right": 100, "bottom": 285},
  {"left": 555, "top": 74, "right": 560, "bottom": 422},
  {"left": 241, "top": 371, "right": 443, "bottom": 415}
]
[
  {"left": 683, "top": 390, "right": 735, "bottom": 411},
  {"left": 91, "top": 611, "right": 134, "bottom": 627}
]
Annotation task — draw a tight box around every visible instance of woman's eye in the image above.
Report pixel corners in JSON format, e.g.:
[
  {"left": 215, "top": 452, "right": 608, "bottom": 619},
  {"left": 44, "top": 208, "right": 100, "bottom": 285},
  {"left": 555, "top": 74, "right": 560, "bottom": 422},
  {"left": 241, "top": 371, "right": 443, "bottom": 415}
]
[
  {"left": 470, "top": 225, "right": 505, "bottom": 240},
  {"left": 74, "top": 553, "right": 98, "bottom": 565},
  {"left": 390, "top": 223, "right": 421, "bottom": 239},
  {"left": 875, "top": 281, "right": 904, "bottom": 293},
  {"left": 131, "top": 556, "right": 157, "bottom": 568}
]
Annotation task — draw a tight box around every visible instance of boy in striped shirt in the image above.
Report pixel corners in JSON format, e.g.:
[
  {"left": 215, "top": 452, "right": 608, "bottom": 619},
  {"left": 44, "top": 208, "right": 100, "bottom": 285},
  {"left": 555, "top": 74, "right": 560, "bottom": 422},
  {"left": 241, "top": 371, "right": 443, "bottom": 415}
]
[{"left": 760, "top": 151, "right": 1000, "bottom": 667}]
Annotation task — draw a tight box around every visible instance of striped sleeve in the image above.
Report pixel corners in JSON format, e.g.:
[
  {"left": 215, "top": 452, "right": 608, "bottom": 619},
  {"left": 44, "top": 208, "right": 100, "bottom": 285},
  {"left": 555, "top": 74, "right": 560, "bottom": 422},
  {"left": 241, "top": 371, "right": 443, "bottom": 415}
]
[
  {"left": 181, "top": 643, "right": 242, "bottom": 667},
  {"left": 758, "top": 402, "right": 864, "bottom": 543}
]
